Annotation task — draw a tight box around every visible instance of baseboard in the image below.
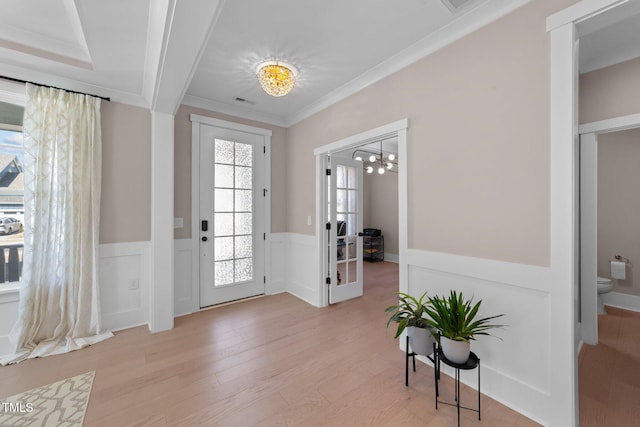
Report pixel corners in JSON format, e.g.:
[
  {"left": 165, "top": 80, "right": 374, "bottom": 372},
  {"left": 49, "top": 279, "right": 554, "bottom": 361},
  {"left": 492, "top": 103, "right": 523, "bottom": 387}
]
[
  {"left": 603, "top": 291, "right": 640, "bottom": 312},
  {"left": 385, "top": 253, "right": 399, "bottom": 263}
]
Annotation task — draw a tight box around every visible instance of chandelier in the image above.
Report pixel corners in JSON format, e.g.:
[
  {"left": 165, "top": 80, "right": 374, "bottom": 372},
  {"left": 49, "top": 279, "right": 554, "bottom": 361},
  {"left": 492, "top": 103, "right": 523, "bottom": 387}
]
[
  {"left": 353, "top": 140, "right": 397, "bottom": 175},
  {"left": 256, "top": 61, "right": 298, "bottom": 97}
]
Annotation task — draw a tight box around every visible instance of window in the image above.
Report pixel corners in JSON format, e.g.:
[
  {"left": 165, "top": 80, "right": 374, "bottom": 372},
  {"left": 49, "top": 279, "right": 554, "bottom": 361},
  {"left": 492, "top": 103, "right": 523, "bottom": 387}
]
[{"left": 0, "top": 100, "right": 25, "bottom": 287}]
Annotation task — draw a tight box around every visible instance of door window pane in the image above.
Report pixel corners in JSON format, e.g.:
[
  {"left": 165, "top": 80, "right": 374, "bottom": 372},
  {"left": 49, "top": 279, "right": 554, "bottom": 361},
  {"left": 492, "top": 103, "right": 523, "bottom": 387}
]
[
  {"left": 215, "top": 139, "right": 234, "bottom": 164},
  {"left": 214, "top": 213, "right": 233, "bottom": 236},
  {"left": 213, "top": 139, "right": 255, "bottom": 286},
  {"left": 215, "top": 164, "right": 234, "bottom": 188},
  {"left": 215, "top": 260, "right": 234, "bottom": 285},
  {"left": 214, "top": 237, "right": 233, "bottom": 261},
  {"left": 235, "top": 166, "right": 252, "bottom": 189}
]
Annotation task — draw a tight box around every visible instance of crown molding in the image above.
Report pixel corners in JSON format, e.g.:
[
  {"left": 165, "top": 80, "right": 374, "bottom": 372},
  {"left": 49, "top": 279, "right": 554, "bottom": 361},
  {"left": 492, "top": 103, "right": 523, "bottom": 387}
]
[
  {"left": 182, "top": 94, "right": 288, "bottom": 127},
  {"left": 284, "top": 0, "right": 531, "bottom": 127}
]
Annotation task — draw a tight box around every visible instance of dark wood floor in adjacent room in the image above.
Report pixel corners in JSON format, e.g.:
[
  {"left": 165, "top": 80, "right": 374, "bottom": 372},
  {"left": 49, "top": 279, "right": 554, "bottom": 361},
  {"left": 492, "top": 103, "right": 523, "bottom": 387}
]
[
  {"left": 579, "top": 306, "right": 640, "bottom": 427},
  {"left": 0, "top": 261, "right": 540, "bottom": 426}
]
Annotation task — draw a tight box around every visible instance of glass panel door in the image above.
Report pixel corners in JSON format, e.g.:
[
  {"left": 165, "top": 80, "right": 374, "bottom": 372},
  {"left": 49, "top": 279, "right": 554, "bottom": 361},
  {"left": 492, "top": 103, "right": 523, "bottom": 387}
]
[
  {"left": 199, "top": 125, "right": 265, "bottom": 307},
  {"left": 329, "top": 157, "right": 363, "bottom": 304}
]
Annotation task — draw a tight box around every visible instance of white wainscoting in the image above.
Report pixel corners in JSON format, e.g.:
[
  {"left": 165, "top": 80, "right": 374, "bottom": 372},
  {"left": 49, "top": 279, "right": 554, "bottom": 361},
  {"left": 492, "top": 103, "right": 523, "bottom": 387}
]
[
  {"left": 174, "top": 239, "right": 197, "bottom": 316},
  {"left": 173, "top": 233, "right": 295, "bottom": 317},
  {"left": 99, "top": 241, "right": 151, "bottom": 331},
  {"left": 0, "top": 241, "right": 152, "bottom": 357},
  {"left": 603, "top": 291, "right": 640, "bottom": 313},
  {"left": 403, "top": 249, "right": 551, "bottom": 426},
  {"left": 284, "top": 233, "right": 319, "bottom": 307},
  {"left": 268, "top": 233, "right": 287, "bottom": 295}
]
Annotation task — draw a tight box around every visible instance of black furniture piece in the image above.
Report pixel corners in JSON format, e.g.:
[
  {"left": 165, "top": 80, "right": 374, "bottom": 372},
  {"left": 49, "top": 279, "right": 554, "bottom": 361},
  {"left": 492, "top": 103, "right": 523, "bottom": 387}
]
[
  {"left": 405, "top": 336, "right": 438, "bottom": 388},
  {"left": 435, "top": 347, "right": 481, "bottom": 427},
  {"left": 363, "top": 235, "right": 384, "bottom": 262},
  {"left": 404, "top": 336, "right": 481, "bottom": 427}
]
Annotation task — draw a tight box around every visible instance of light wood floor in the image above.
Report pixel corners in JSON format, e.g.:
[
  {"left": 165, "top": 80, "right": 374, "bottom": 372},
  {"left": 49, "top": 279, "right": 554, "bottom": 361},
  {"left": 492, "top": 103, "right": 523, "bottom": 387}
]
[
  {"left": 579, "top": 306, "right": 640, "bottom": 427},
  {"left": 0, "top": 261, "right": 539, "bottom": 426}
]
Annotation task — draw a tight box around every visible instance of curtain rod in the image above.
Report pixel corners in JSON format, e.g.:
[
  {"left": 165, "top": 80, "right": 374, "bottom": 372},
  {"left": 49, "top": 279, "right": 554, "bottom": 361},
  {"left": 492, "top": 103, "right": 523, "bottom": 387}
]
[{"left": 0, "top": 75, "right": 111, "bottom": 102}]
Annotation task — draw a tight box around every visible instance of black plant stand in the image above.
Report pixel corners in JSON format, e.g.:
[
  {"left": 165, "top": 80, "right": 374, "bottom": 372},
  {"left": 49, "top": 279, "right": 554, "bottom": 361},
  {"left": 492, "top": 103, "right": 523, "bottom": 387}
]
[
  {"left": 405, "top": 335, "right": 439, "bottom": 388},
  {"left": 435, "top": 348, "right": 481, "bottom": 427}
]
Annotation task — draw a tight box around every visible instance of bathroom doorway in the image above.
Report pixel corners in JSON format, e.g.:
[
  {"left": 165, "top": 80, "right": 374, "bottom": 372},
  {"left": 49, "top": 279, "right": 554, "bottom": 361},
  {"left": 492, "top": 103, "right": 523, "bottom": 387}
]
[{"left": 579, "top": 122, "right": 640, "bottom": 344}]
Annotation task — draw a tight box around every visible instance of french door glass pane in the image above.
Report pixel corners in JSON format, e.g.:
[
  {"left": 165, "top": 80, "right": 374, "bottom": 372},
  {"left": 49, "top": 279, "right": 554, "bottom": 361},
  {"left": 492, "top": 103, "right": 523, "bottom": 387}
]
[{"left": 213, "top": 139, "right": 255, "bottom": 286}]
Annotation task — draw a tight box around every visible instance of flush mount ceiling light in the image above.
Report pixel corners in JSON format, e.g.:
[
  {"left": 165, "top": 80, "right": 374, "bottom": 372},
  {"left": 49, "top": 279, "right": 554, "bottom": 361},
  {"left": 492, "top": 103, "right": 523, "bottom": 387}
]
[{"left": 256, "top": 61, "right": 298, "bottom": 97}]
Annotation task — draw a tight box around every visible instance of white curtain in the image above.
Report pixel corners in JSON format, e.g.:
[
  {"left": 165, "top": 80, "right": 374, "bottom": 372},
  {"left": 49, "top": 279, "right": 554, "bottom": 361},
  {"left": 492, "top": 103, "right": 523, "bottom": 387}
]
[{"left": 1, "top": 84, "right": 112, "bottom": 365}]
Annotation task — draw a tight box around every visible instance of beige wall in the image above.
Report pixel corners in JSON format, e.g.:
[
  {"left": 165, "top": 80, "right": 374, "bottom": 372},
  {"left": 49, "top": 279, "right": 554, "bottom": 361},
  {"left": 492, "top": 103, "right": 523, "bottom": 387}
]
[
  {"left": 173, "top": 105, "right": 288, "bottom": 239},
  {"left": 598, "top": 129, "right": 640, "bottom": 296},
  {"left": 580, "top": 57, "right": 640, "bottom": 124},
  {"left": 363, "top": 172, "right": 398, "bottom": 256},
  {"left": 100, "top": 101, "right": 151, "bottom": 244},
  {"left": 287, "top": 0, "right": 576, "bottom": 266}
]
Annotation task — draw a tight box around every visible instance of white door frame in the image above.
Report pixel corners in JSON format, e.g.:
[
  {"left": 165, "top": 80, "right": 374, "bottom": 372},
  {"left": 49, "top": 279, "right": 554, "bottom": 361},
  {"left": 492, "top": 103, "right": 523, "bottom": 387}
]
[
  {"left": 548, "top": 1, "right": 630, "bottom": 425},
  {"left": 190, "top": 114, "right": 272, "bottom": 313},
  {"left": 579, "top": 114, "right": 640, "bottom": 344},
  {"left": 313, "top": 119, "right": 408, "bottom": 307}
]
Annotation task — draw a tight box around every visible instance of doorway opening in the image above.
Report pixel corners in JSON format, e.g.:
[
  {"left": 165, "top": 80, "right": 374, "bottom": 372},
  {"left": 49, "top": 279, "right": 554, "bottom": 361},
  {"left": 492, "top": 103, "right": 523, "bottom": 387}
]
[{"left": 313, "top": 119, "right": 407, "bottom": 307}]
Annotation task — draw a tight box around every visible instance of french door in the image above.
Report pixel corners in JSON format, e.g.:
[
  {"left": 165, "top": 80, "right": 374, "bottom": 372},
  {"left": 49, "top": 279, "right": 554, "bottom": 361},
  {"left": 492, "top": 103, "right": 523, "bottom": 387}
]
[
  {"left": 328, "top": 157, "right": 363, "bottom": 303},
  {"left": 199, "top": 124, "right": 266, "bottom": 307}
]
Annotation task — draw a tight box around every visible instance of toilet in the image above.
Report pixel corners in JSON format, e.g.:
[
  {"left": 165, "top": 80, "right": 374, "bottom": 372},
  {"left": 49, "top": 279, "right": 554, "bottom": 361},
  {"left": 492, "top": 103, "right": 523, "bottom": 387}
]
[{"left": 597, "top": 276, "right": 613, "bottom": 314}]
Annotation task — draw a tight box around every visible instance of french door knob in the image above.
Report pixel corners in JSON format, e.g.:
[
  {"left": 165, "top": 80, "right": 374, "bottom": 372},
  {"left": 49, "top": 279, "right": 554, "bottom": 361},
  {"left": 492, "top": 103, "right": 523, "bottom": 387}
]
[{"left": 201, "top": 236, "right": 208, "bottom": 242}]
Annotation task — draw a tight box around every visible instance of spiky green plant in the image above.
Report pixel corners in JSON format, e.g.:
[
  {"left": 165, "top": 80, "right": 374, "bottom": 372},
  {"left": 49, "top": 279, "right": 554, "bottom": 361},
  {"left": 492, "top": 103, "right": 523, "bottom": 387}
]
[
  {"left": 385, "top": 291, "right": 432, "bottom": 338},
  {"left": 424, "top": 290, "right": 504, "bottom": 342}
]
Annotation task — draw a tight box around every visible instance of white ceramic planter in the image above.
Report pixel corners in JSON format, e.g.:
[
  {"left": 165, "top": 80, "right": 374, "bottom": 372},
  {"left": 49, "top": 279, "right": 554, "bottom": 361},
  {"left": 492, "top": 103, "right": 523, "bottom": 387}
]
[
  {"left": 440, "top": 337, "right": 470, "bottom": 364},
  {"left": 407, "top": 326, "right": 436, "bottom": 355}
]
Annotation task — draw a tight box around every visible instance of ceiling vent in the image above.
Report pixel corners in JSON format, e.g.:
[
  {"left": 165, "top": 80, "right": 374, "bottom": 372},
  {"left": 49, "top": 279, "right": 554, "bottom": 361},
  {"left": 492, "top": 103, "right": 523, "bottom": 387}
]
[{"left": 440, "top": 0, "right": 476, "bottom": 13}]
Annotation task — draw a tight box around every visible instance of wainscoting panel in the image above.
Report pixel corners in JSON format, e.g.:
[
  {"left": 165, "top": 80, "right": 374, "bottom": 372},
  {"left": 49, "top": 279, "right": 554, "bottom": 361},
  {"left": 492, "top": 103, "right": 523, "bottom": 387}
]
[
  {"left": 174, "top": 239, "right": 197, "bottom": 316},
  {"left": 99, "top": 241, "right": 150, "bottom": 331},
  {"left": 286, "top": 233, "right": 319, "bottom": 307},
  {"left": 268, "top": 233, "right": 286, "bottom": 295},
  {"left": 405, "top": 249, "right": 551, "bottom": 426}
]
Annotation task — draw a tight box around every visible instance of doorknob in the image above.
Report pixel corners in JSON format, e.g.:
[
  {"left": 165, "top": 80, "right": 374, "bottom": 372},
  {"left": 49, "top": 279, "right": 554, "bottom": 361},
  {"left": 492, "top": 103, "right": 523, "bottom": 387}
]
[
  {"left": 358, "top": 232, "right": 364, "bottom": 237},
  {"left": 202, "top": 236, "right": 208, "bottom": 242}
]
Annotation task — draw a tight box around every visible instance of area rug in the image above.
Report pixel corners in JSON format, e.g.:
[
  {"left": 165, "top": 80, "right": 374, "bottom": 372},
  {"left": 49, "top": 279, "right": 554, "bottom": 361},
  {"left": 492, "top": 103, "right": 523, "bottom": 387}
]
[{"left": 0, "top": 371, "right": 94, "bottom": 426}]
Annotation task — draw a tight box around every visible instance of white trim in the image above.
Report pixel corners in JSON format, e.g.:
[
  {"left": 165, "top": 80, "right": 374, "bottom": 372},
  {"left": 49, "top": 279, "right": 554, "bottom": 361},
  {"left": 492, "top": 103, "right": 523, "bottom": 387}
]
[
  {"left": 549, "top": 20, "right": 578, "bottom": 427},
  {"left": 603, "top": 291, "right": 640, "bottom": 312},
  {"left": 578, "top": 112, "right": 640, "bottom": 135},
  {"left": 405, "top": 247, "right": 553, "bottom": 426},
  {"left": 190, "top": 114, "right": 273, "bottom": 136},
  {"left": 174, "top": 238, "right": 198, "bottom": 316},
  {"left": 546, "top": 0, "right": 627, "bottom": 32},
  {"left": 182, "top": 95, "right": 289, "bottom": 128},
  {"left": 383, "top": 253, "right": 399, "bottom": 263},
  {"left": 150, "top": 111, "right": 175, "bottom": 333},
  {"left": 315, "top": 119, "right": 408, "bottom": 308},
  {"left": 189, "top": 115, "right": 272, "bottom": 308},
  {"left": 0, "top": 81, "right": 26, "bottom": 106},
  {"left": 549, "top": 3, "right": 640, "bottom": 423},
  {"left": 99, "top": 241, "right": 151, "bottom": 332},
  {"left": 580, "top": 133, "right": 598, "bottom": 345},
  {"left": 313, "top": 119, "right": 408, "bottom": 156}
]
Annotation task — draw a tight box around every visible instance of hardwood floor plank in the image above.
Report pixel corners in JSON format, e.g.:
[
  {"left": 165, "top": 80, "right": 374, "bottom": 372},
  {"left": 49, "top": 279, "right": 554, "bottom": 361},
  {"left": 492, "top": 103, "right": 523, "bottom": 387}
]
[{"left": 0, "top": 261, "right": 541, "bottom": 426}]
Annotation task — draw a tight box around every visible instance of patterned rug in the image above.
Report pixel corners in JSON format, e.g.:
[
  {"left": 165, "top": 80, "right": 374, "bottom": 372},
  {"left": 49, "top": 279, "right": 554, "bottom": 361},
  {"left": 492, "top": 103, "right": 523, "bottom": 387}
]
[{"left": 0, "top": 371, "right": 94, "bottom": 426}]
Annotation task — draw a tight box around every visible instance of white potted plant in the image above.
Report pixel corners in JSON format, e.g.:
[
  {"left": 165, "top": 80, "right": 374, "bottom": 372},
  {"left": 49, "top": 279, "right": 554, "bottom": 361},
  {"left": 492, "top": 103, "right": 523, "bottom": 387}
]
[
  {"left": 385, "top": 292, "right": 436, "bottom": 356},
  {"left": 425, "top": 290, "right": 504, "bottom": 364}
]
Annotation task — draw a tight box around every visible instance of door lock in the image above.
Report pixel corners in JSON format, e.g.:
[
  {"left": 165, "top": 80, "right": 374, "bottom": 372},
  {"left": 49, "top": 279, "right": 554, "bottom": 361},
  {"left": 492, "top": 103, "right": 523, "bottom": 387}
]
[{"left": 201, "top": 236, "right": 208, "bottom": 242}]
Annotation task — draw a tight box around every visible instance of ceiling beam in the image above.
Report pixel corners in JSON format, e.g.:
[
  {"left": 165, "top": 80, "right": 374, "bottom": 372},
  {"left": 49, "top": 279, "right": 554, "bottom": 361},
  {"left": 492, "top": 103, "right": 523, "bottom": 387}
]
[{"left": 150, "top": 0, "right": 226, "bottom": 114}]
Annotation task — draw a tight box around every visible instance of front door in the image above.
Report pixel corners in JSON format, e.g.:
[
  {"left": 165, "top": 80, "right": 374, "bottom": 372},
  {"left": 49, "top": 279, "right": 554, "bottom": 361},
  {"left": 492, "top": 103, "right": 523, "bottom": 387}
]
[
  {"left": 199, "top": 124, "right": 266, "bottom": 307},
  {"left": 328, "top": 157, "right": 363, "bottom": 303}
]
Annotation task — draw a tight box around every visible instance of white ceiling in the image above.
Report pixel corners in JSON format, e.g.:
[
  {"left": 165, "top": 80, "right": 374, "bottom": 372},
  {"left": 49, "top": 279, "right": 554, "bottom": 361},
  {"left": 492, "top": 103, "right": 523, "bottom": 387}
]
[{"left": 1, "top": 0, "right": 639, "bottom": 127}]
